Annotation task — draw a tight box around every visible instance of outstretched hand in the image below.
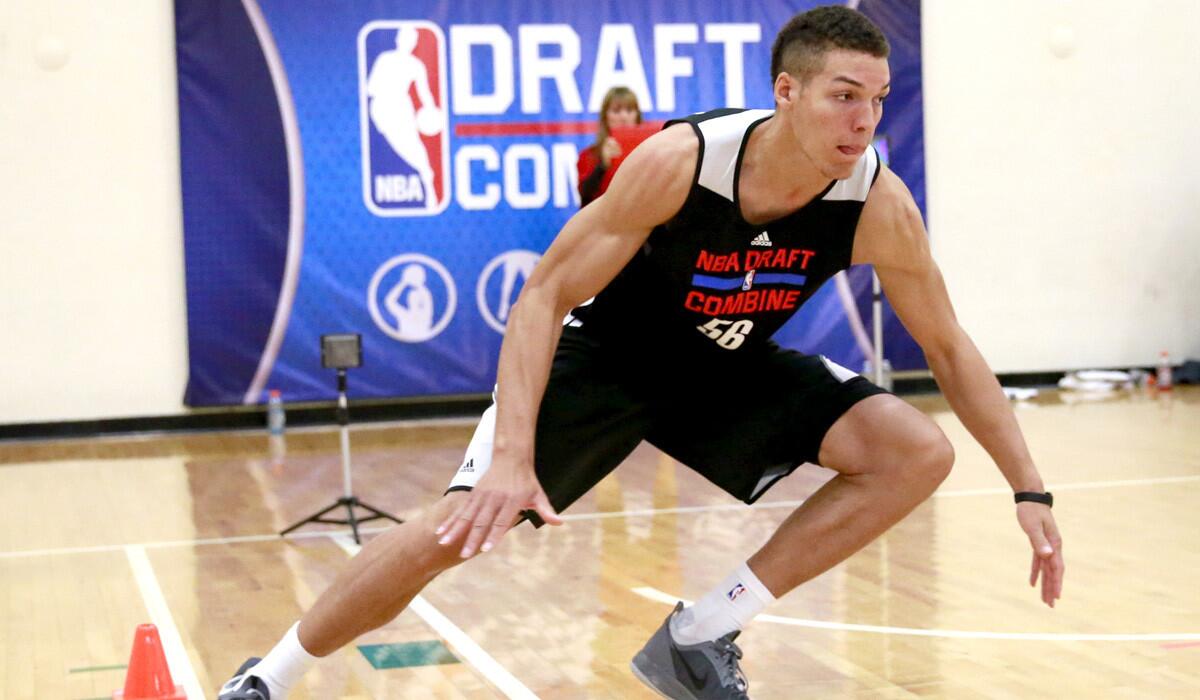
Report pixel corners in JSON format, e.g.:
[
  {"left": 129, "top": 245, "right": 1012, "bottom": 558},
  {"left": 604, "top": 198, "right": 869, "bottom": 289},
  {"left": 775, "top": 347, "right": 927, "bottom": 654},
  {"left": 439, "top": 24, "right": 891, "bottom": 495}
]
[
  {"left": 1016, "top": 502, "right": 1064, "bottom": 607},
  {"left": 435, "top": 464, "right": 562, "bottom": 559}
]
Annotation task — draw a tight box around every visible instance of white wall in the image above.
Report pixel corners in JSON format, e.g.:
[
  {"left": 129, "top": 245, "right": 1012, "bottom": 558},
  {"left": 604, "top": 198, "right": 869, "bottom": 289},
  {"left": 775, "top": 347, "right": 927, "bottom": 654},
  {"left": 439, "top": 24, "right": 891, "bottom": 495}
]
[
  {"left": 0, "top": 1, "right": 188, "bottom": 423},
  {"left": 924, "top": 0, "right": 1200, "bottom": 372},
  {"left": 0, "top": 2, "right": 1197, "bottom": 424}
]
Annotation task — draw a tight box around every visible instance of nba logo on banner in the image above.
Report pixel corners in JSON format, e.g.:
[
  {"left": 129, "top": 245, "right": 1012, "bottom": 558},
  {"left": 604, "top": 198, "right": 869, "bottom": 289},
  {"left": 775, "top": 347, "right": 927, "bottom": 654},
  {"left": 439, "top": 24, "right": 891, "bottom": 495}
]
[{"left": 359, "top": 21, "right": 450, "bottom": 216}]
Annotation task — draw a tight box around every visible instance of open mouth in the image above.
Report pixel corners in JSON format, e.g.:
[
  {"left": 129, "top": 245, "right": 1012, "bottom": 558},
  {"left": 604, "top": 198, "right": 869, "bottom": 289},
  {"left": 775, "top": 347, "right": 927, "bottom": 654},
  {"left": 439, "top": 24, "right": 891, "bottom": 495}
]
[{"left": 837, "top": 145, "right": 864, "bottom": 156}]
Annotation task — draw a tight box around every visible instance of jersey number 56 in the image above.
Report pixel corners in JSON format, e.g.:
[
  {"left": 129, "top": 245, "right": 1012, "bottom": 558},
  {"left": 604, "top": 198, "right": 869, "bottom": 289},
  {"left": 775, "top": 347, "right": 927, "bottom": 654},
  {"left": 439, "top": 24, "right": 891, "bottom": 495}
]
[{"left": 696, "top": 318, "right": 754, "bottom": 350}]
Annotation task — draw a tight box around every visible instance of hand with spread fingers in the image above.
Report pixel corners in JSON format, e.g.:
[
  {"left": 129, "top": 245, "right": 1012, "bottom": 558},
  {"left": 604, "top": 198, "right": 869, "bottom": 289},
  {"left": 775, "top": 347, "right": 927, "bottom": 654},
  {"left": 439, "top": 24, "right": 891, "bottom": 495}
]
[
  {"left": 1016, "top": 502, "right": 1064, "bottom": 607},
  {"left": 435, "top": 460, "right": 562, "bottom": 558}
]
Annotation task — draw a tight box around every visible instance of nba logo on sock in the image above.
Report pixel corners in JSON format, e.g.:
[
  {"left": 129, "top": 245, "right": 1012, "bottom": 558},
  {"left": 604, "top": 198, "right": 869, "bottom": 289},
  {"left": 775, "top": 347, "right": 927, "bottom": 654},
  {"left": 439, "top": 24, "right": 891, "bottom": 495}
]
[
  {"left": 727, "top": 583, "right": 747, "bottom": 602},
  {"left": 359, "top": 21, "right": 450, "bottom": 216}
]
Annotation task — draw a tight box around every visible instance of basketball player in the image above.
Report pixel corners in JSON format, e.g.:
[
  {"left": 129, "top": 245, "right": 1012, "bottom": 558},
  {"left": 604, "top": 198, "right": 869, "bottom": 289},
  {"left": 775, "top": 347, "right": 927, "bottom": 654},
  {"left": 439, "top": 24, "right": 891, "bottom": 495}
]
[{"left": 220, "top": 6, "right": 1064, "bottom": 699}]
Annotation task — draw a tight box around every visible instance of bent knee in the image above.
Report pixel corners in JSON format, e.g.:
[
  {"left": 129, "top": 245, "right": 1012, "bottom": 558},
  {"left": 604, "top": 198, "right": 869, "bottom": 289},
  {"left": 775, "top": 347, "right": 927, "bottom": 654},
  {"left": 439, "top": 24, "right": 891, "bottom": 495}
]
[{"left": 905, "top": 425, "right": 954, "bottom": 486}]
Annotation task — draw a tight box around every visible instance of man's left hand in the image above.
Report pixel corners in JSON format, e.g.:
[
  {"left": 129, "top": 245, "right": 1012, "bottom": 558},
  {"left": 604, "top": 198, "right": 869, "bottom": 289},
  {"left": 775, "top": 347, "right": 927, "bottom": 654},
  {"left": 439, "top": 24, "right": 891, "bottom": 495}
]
[{"left": 1016, "top": 502, "right": 1064, "bottom": 607}]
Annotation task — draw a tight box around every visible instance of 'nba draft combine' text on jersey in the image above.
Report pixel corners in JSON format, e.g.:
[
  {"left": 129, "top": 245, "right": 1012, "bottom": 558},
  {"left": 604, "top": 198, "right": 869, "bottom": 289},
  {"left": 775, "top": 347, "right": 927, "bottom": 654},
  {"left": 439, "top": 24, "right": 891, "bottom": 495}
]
[{"left": 570, "top": 108, "right": 881, "bottom": 357}]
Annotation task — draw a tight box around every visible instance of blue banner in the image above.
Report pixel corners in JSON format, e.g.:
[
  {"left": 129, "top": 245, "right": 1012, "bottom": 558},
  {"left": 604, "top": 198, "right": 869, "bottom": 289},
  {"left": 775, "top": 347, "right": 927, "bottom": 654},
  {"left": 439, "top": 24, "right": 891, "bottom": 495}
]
[{"left": 177, "top": 0, "right": 925, "bottom": 406}]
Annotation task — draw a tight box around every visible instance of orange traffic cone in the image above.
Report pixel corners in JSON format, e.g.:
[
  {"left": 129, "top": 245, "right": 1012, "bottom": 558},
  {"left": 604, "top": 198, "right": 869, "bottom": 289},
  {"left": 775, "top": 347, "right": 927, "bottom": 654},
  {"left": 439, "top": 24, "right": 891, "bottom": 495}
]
[{"left": 113, "top": 624, "right": 187, "bottom": 699}]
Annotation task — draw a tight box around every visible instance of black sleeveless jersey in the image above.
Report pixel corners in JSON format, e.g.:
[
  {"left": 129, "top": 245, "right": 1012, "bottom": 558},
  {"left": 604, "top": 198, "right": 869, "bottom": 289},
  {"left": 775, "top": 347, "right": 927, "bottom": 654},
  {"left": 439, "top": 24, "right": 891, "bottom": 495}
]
[{"left": 569, "top": 108, "right": 881, "bottom": 360}]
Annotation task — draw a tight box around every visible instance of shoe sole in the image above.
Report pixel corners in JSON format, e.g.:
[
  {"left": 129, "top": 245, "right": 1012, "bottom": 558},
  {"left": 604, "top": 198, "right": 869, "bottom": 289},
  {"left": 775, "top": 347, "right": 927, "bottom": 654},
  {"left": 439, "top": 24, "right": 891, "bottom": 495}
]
[{"left": 630, "top": 653, "right": 699, "bottom": 700}]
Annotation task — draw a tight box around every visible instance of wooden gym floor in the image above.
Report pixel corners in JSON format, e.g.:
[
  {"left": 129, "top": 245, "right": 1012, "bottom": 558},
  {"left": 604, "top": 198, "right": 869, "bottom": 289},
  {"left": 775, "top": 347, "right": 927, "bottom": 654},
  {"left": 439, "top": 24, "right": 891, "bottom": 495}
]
[{"left": 1, "top": 387, "right": 1197, "bottom": 699}]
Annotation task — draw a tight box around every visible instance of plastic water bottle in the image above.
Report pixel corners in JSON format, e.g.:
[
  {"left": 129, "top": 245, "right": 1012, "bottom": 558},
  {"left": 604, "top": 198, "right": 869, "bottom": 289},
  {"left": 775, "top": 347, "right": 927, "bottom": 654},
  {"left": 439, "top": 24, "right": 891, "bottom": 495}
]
[
  {"left": 267, "top": 389, "right": 286, "bottom": 434},
  {"left": 1156, "top": 351, "right": 1173, "bottom": 391}
]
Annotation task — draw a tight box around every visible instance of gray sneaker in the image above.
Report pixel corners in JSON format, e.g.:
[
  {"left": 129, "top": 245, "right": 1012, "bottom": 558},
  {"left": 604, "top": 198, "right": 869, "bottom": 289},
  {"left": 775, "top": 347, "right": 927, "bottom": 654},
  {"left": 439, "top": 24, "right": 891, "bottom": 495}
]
[
  {"left": 630, "top": 602, "right": 750, "bottom": 699},
  {"left": 217, "top": 657, "right": 271, "bottom": 700}
]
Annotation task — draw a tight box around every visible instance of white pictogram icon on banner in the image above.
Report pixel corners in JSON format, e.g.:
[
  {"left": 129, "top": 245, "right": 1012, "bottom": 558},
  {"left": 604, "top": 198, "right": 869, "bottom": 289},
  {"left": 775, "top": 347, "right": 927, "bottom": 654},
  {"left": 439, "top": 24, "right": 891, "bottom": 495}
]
[
  {"left": 476, "top": 250, "right": 541, "bottom": 334},
  {"left": 368, "top": 253, "right": 456, "bottom": 342}
]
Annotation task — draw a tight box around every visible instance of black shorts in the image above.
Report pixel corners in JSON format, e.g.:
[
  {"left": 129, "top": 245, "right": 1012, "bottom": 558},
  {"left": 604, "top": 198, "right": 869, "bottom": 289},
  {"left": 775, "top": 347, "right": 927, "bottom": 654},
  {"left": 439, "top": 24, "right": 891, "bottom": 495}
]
[{"left": 447, "top": 326, "right": 887, "bottom": 517}]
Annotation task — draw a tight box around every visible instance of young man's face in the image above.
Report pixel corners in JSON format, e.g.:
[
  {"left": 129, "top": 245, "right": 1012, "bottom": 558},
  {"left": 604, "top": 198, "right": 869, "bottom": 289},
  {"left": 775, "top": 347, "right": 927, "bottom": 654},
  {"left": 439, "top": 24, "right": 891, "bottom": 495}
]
[{"left": 781, "top": 49, "right": 890, "bottom": 180}]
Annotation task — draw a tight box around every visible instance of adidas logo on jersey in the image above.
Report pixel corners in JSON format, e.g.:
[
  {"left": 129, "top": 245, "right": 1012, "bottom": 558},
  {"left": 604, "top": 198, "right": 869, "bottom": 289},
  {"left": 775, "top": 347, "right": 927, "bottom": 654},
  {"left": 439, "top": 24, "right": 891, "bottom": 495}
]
[
  {"left": 751, "top": 231, "right": 772, "bottom": 247},
  {"left": 460, "top": 459, "right": 475, "bottom": 472}
]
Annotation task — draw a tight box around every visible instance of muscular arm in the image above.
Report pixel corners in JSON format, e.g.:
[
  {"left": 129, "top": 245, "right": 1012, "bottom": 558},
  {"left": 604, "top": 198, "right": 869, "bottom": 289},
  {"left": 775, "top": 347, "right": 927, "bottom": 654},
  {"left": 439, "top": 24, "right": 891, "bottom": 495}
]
[
  {"left": 494, "top": 142, "right": 689, "bottom": 458},
  {"left": 438, "top": 125, "right": 698, "bottom": 556},
  {"left": 853, "top": 168, "right": 1041, "bottom": 490},
  {"left": 854, "top": 167, "right": 1062, "bottom": 605}
]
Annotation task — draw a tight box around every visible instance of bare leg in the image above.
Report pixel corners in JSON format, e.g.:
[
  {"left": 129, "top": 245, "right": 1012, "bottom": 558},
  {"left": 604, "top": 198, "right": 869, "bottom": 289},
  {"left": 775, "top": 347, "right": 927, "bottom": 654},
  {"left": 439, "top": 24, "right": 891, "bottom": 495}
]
[
  {"left": 630, "top": 397, "right": 951, "bottom": 700},
  {"left": 299, "top": 492, "right": 470, "bottom": 655},
  {"left": 748, "top": 394, "right": 954, "bottom": 596}
]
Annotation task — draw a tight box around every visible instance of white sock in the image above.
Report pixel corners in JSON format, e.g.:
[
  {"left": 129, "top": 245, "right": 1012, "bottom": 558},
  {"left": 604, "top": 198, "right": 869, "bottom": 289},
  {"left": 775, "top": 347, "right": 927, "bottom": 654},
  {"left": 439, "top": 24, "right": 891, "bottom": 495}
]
[
  {"left": 669, "top": 562, "right": 776, "bottom": 645},
  {"left": 249, "top": 622, "right": 318, "bottom": 699}
]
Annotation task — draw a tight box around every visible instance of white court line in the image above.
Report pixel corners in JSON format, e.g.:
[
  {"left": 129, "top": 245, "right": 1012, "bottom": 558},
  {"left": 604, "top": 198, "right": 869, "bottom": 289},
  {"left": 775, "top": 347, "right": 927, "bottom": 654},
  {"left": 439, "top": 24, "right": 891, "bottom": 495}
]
[
  {"left": 561, "top": 502, "right": 750, "bottom": 522},
  {"left": 933, "top": 474, "right": 1200, "bottom": 497},
  {"left": 124, "top": 546, "right": 207, "bottom": 699},
  {"left": 633, "top": 587, "right": 1200, "bottom": 642},
  {"left": 332, "top": 535, "right": 540, "bottom": 700},
  {"left": 3, "top": 473, "right": 1197, "bottom": 560},
  {"left": 0, "top": 526, "right": 339, "bottom": 560},
  {"left": 562, "top": 473, "right": 1200, "bottom": 522}
]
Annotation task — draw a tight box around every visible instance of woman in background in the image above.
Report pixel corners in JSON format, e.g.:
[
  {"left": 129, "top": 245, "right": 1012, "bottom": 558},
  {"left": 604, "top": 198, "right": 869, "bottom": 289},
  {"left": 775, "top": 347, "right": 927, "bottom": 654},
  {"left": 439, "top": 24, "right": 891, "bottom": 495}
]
[{"left": 576, "top": 87, "right": 643, "bottom": 206}]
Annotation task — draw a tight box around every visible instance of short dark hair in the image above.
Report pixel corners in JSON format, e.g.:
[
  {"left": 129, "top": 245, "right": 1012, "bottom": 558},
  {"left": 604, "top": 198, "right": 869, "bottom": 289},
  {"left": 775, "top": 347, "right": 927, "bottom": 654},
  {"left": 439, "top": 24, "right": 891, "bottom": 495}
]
[{"left": 770, "top": 5, "right": 890, "bottom": 85}]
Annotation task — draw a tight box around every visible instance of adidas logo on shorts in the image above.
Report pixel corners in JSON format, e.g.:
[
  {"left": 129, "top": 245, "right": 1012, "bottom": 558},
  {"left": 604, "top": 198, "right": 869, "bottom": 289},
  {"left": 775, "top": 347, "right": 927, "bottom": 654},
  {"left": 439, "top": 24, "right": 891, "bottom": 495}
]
[
  {"left": 751, "top": 231, "right": 772, "bottom": 247},
  {"left": 460, "top": 459, "right": 474, "bottom": 472}
]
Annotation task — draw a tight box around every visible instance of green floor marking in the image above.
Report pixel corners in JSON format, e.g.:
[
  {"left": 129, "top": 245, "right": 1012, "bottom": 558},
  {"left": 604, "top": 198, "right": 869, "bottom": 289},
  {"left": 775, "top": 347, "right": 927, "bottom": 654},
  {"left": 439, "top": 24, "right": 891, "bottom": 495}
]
[
  {"left": 68, "top": 663, "right": 127, "bottom": 674},
  {"left": 357, "top": 640, "right": 460, "bottom": 669}
]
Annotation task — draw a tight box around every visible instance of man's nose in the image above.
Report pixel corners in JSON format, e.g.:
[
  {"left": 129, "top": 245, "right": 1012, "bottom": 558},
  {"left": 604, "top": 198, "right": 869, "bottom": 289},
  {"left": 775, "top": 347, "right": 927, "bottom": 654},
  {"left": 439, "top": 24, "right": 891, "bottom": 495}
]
[{"left": 852, "top": 104, "right": 874, "bottom": 132}]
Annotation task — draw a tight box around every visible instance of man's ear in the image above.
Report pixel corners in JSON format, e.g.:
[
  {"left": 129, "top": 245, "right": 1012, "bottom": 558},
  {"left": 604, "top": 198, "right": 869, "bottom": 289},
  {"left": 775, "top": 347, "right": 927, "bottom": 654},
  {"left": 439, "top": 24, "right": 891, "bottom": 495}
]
[{"left": 774, "top": 72, "right": 799, "bottom": 107}]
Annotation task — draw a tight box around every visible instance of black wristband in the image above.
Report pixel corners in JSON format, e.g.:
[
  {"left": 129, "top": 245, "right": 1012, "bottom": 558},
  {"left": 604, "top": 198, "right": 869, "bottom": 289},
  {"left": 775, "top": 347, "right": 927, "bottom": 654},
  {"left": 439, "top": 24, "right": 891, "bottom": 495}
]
[{"left": 1014, "top": 491, "right": 1053, "bottom": 507}]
